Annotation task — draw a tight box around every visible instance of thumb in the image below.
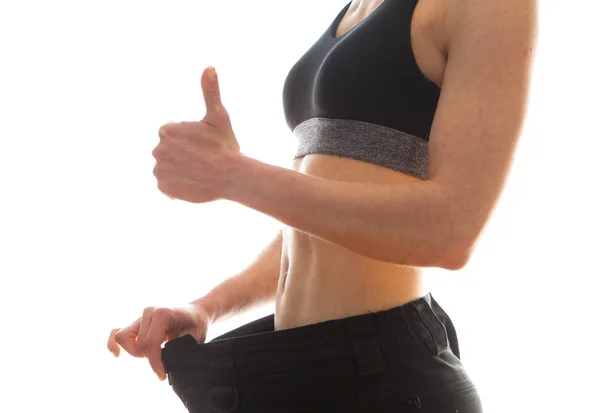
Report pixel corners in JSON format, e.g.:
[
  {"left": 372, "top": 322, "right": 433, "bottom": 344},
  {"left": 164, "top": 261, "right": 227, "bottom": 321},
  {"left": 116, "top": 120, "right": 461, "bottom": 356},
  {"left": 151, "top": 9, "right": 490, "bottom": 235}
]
[{"left": 201, "top": 66, "right": 227, "bottom": 125}]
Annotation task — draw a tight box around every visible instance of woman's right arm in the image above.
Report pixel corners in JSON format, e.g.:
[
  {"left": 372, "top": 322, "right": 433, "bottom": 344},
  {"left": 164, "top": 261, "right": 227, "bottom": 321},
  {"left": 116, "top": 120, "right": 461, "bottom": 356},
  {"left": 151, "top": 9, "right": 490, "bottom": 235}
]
[
  {"left": 192, "top": 228, "right": 284, "bottom": 326},
  {"left": 108, "top": 229, "right": 285, "bottom": 380}
]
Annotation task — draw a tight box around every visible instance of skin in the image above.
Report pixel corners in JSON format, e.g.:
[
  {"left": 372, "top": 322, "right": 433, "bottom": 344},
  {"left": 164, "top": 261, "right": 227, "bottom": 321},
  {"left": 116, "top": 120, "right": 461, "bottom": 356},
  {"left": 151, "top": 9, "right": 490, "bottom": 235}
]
[
  {"left": 110, "top": 0, "right": 537, "bottom": 379},
  {"left": 252, "top": 0, "right": 536, "bottom": 329},
  {"left": 155, "top": 0, "right": 536, "bottom": 329},
  {"left": 279, "top": 0, "right": 448, "bottom": 329},
  {"left": 231, "top": 0, "right": 538, "bottom": 330}
]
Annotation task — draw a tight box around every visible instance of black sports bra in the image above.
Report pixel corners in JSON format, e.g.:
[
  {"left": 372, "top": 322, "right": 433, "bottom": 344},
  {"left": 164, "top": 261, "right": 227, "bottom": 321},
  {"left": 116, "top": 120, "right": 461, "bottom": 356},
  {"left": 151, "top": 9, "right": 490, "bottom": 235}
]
[{"left": 282, "top": 0, "right": 440, "bottom": 180}]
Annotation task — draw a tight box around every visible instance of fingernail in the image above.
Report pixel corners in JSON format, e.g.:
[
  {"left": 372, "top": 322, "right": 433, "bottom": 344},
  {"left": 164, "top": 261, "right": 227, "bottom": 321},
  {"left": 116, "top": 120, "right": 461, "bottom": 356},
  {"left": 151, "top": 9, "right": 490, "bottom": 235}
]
[{"left": 208, "top": 66, "right": 217, "bottom": 80}]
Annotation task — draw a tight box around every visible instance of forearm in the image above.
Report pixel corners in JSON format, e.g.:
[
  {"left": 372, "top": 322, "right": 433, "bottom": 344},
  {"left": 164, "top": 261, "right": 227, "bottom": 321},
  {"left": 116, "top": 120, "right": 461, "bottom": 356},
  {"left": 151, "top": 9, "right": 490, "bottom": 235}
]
[
  {"left": 222, "top": 155, "right": 469, "bottom": 270},
  {"left": 190, "top": 230, "right": 283, "bottom": 325}
]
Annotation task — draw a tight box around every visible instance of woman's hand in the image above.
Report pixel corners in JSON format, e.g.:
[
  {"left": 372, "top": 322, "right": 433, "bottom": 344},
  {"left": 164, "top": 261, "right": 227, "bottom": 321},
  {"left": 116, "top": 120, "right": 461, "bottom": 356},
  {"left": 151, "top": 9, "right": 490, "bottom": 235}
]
[
  {"left": 152, "top": 66, "right": 243, "bottom": 203},
  {"left": 107, "top": 303, "right": 213, "bottom": 381}
]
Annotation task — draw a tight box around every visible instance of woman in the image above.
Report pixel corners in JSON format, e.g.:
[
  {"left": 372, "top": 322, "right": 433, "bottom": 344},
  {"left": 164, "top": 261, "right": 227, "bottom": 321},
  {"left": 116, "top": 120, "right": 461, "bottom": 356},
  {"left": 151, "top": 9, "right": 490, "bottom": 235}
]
[{"left": 108, "top": 0, "right": 537, "bottom": 411}]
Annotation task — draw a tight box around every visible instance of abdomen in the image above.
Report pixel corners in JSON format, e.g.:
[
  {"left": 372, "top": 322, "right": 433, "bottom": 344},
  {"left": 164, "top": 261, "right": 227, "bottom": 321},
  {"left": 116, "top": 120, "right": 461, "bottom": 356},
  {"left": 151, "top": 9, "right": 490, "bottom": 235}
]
[{"left": 274, "top": 154, "right": 428, "bottom": 331}]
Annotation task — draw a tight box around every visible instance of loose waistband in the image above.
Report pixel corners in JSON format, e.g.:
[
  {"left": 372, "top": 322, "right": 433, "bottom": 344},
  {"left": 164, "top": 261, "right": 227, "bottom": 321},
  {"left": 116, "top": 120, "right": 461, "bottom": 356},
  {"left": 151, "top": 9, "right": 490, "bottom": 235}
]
[{"left": 161, "top": 292, "right": 458, "bottom": 382}]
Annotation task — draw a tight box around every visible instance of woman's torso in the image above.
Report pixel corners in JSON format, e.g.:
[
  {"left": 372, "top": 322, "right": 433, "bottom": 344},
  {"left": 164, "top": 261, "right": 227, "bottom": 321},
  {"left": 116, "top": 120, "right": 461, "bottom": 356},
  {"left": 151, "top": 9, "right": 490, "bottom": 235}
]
[{"left": 275, "top": 0, "right": 449, "bottom": 331}]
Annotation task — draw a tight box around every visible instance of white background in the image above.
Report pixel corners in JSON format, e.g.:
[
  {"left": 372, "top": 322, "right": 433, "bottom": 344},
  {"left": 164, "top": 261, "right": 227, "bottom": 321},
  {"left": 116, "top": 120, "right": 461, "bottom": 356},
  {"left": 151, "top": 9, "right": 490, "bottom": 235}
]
[{"left": 0, "top": 1, "right": 598, "bottom": 412}]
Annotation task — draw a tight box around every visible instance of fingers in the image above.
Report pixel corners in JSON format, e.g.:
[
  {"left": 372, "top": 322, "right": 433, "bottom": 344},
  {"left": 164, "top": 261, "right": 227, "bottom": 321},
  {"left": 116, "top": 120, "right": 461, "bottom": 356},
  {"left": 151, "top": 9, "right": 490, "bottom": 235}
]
[
  {"left": 158, "top": 123, "right": 176, "bottom": 142},
  {"left": 111, "top": 306, "right": 194, "bottom": 381},
  {"left": 137, "top": 306, "right": 154, "bottom": 353},
  {"left": 144, "top": 318, "right": 168, "bottom": 381},
  {"left": 178, "top": 327, "right": 205, "bottom": 344},
  {"left": 137, "top": 307, "right": 177, "bottom": 381},
  {"left": 112, "top": 318, "right": 144, "bottom": 358},
  {"left": 107, "top": 328, "right": 121, "bottom": 357}
]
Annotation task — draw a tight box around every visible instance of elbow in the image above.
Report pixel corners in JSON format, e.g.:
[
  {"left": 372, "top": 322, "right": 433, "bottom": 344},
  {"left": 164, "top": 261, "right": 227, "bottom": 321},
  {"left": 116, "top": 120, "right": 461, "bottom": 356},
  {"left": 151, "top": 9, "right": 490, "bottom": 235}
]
[
  {"left": 439, "top": 248, "right": 471, "bottom": 271},
  {"left": 433, "top": 198, "right": 482, "bottom": 270},
  {"left": 405, "top": 242, "right": 470, "bottom": 270},
  {"left": 437, "top": 235, "right": 477, "bottom": 271},
  {"left": 435, "top": 222, "right": 479, "bottom": 271}
]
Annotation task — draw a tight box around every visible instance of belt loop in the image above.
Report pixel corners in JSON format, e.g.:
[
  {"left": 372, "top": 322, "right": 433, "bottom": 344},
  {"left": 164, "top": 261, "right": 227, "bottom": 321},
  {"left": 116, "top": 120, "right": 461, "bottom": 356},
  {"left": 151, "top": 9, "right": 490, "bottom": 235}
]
[
  {"left": 411, "top": 297, "right": 449, "bottom": 356},
  {"left": 429, "top": 294, "right": 461, "bottom": 359},
  {"left": 344, "top": 314, "right": 386, "bottom": 377}
]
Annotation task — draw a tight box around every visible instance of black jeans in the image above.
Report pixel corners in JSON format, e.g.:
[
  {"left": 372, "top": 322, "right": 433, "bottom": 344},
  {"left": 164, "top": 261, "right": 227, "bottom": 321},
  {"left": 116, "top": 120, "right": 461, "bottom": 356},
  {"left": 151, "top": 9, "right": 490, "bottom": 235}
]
[{"left": 161, "top": 293, "right": 484, "bottom": 412}]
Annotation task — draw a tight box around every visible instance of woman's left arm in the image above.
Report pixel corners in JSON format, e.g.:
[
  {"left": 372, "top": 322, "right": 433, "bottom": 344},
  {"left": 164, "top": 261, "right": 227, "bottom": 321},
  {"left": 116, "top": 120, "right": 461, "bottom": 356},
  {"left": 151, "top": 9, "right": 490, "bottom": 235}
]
[{"left": 221, "top": 0, "right": 538, "bottom": 271}]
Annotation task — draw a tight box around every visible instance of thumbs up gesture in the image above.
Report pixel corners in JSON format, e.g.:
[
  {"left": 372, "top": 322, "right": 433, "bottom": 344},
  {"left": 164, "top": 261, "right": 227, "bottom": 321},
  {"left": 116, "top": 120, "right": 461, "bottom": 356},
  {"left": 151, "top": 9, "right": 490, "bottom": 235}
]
[{"left": 152, "top": 66, "right": 242, "bottom": 203}]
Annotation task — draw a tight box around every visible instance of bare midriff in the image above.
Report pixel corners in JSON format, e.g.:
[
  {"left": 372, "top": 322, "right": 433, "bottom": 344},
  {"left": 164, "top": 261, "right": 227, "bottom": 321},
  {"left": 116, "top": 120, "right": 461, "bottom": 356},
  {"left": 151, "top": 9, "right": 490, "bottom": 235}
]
[{"left": 274, "top": 154, "right": 428, "bottom": 331}]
